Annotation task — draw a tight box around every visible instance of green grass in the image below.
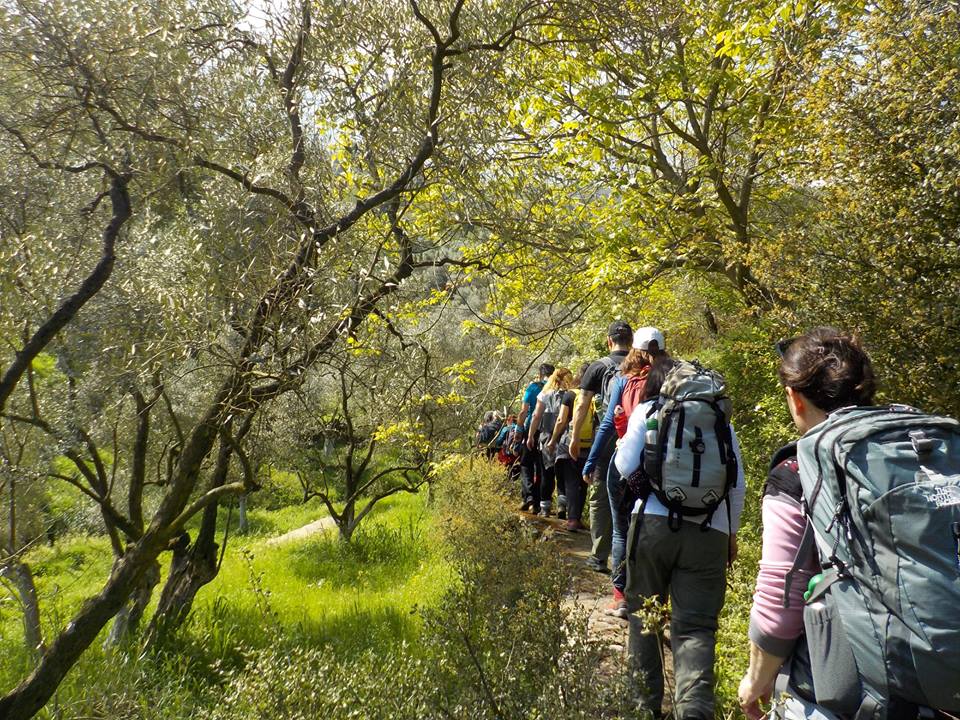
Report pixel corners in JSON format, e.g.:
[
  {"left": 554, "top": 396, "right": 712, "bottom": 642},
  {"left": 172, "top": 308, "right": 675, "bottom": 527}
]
[
  {"left": 189, "top": 491, "right": 452, "bottom": 656},
  {"left": 0, "top": 491, "right": 453, "bottom": 706}
]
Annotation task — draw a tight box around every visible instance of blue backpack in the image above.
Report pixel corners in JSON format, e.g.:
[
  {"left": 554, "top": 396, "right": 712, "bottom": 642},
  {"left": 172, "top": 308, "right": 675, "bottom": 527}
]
[{"left": 791, "top": 405, "right": 960, "bottom": 717}]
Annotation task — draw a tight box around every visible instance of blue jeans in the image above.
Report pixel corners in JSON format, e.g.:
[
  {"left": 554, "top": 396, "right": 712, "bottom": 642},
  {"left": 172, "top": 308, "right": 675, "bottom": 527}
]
[{"left": 606, "top": 451, "right": 631, "bottom": 592}]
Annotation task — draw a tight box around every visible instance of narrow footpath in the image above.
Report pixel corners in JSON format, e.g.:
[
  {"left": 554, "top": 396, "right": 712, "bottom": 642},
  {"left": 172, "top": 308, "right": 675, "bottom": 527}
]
[
  {"left": 519, "top": 512, "right": 675, "bottom": 715},
  {"left": 266, "top": 515, "right": 337, "bottom": 546},
  {"left": 521, "top": 513, "right": 630, "bottom": 665}
]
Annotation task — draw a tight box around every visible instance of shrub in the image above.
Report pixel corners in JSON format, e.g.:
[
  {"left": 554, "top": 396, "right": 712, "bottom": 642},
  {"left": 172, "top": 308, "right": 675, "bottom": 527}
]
[{"left": 203, "top": 459, "right": 624, "bottom": 720}]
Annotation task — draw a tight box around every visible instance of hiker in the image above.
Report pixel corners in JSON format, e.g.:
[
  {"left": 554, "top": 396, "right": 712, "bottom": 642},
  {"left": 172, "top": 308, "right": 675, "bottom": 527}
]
[
  {"left": 597, "top": 327, "right": 669, "bottom": 618},
  {"left": 518, "top": 363, "right": 555, "bottom": 512},
  {"left": 616, "top": 356, "right": 746, "bottom": 719},
  {"left": 569, "top": 320, "right": 633, "bottom": 573},
  {"left": 495, "top": 414, "right": 523, "bottom": 482},
  {"left": 548, "top": 363, "right": 595, "bottom": 532},
  {"left": 528, "top": 367, "right": 575, "bottom": 516},
  {"left": 738, "top": 328, "right": 960, "bottom": 720},
  {"left": 475, "top": 411, "right": 503, "bottom": 459}
]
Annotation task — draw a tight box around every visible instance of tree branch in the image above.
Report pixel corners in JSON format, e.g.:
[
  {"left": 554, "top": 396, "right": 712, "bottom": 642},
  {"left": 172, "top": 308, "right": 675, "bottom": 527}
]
[{"left": 0, "top": 173, "right": 131, "bottom": 413}]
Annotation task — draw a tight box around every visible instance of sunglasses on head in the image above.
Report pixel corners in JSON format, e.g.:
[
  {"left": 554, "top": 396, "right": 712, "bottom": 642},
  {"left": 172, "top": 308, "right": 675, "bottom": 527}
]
[{"left": 775, "top": 337, "right": 797, "bottom": 358}]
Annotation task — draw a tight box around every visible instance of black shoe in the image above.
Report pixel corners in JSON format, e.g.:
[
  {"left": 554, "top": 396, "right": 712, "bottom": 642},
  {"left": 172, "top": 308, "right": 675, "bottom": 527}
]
[
  {"left": 585, "top": 557, "right": 610, "bottom": 574},
  {"left": 557, "top": 509, "right": 567, "bottom": 520}
]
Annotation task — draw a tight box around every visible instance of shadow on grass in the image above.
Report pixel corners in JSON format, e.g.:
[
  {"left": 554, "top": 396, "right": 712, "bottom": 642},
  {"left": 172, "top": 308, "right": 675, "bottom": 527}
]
[
  {"left": 290, "top": 603, "right": 421, "bottom": 654},
  {"left": 187, "top": 597, "right": 422, "bottom": 665}
]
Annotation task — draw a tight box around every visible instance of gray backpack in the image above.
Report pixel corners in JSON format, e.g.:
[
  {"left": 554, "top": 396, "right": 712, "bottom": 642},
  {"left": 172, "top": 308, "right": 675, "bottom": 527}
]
[
  {"left": 793, "top": 405, "right": 960, "bottom": 717},
  {"left": 538, "top": 389, "right": 565, "bottom": 467},
  {"left": 642, "top": 360, "right": 737, "bottom": 530}
]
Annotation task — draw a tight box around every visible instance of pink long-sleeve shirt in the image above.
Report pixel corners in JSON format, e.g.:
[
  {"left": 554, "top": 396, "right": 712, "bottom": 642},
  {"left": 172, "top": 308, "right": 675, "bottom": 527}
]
[{"left": 748, "top": 455, "right": 820, "bottom": 657}]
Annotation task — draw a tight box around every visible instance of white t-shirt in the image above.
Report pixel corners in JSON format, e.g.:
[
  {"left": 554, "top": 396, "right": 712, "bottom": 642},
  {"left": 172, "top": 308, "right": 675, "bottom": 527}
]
[{"left": 614, "top": 399, "right": 746, "bottom": 536}]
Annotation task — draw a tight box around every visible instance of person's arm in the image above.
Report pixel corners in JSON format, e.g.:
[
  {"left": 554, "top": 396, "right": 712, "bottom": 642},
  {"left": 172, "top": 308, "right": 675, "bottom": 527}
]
[
  {"left": 548, "top": 402, "right": 572, "bottom": 451},
  {"left": 614, "top": 400, "right": 649, "bottom": 477},
  {"left": 738, "top": 642, "right": 785, "bottom": 720},
  {"left": 567, "top": 389, "right": 594, "bottom": 460},
  {"left": 526, "top": 399, "right": 545, "bottom": 450},
  {"left": 739, "top": 478, "right": 816, "bottom": 718},
  {"left": 518, "top": 402, "right": 531, "bottom": 430},
  {"left": 582, "top": 377, "right": 624, "bottom": 479}
]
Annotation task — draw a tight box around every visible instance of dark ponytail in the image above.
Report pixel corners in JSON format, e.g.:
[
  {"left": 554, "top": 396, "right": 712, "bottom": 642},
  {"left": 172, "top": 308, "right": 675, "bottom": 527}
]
[{"left": 778, "top": 327, "right": 876, "bottom": 412}]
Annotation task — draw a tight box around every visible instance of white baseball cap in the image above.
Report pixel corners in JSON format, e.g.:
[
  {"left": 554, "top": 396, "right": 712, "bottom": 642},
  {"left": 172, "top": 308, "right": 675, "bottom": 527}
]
[{"left": 633, "top": 327, "right": 665, "bottom": 351}]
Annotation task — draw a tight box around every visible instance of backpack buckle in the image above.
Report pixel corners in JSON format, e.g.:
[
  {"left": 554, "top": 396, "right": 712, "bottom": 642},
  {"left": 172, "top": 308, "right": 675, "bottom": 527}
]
[{"left": 909, "top": 430, "right": 935, "bottom": 455}]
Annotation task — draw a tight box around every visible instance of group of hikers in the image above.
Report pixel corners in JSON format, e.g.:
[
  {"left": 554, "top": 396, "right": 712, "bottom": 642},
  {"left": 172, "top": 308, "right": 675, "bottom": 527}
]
[{"left": 474, "top": 322, "right": 960, "bottom": 720}]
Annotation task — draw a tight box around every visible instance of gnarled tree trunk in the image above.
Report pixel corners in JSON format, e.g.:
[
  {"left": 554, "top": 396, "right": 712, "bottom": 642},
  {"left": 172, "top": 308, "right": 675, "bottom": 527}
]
[
  {"left": 103, "top": 559, "right": 160, "bottom": 647},
  {"left": 145, "top": 437, "right": 233, "bottom": 645},
  {"left": 0, "top": 559, "right": 44, "bottom": 656}
]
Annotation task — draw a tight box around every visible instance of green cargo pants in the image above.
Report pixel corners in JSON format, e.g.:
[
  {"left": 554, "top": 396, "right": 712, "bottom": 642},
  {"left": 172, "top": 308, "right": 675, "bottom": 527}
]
[
  {"left": 587, "top": 454, "right": 613, "bottom": 565},
  {"left": 625, "top": 514, "right": 728, "bottom": 719}
]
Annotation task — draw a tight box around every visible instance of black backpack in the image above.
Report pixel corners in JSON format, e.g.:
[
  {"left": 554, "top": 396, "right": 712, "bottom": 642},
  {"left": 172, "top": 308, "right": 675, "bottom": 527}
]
[
  {"left": 596, "top": 356, "right": 622, "bottom": 417},
  {"left": 476, "top": 420, "right": 500, "bottom": 447}
]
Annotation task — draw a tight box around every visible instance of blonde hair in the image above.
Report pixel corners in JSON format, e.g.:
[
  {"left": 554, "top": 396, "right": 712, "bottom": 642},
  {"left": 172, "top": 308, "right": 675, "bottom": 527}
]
[{"left": 543, "top": 367, "right": 574, "bottom": 393}]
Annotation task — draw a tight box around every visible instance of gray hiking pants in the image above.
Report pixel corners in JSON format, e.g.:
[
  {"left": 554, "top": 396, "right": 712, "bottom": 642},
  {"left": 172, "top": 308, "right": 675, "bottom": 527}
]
[
  {"left": 625, "top": 515, "right": 727, "bottom": 718},
  {"left": 588, "top": 453, "right": 613, "bottom": 564}
]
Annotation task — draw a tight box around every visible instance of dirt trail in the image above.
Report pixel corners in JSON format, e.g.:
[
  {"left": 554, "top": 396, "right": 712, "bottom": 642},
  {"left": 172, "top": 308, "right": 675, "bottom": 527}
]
[
  {"left": 521, "top": 513, "right": 674, "bottom": 714},
  {"left": 265, "top": 515, "right": 338, "bottom": 546},
  {"left": 523, "top": 515, "right": 631, "bottom": 659}
]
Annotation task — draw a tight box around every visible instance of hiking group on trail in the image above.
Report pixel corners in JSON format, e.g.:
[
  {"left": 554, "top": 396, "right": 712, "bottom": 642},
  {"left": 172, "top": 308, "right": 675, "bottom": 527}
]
[{"left": 474, "top": 323, "right": 960, "bottom": 720}]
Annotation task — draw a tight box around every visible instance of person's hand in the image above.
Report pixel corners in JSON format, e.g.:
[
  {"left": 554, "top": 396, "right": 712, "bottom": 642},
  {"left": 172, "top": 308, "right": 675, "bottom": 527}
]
[
  {"left": 738, "top": 674, "right": 771, "bottom": 720},
  {"left": 568, "top": 441, "right": 579, "bottom": 460},
  {"left": 728, "top": 533, "right": 739, "bottom": 566},
  {"left": 546, "top": 440, "right": 557, "bottom": 454},
  {"left": 583, "top": 472, "right": 593, "bottom": 486},
  {"left": 526, "top": 436, "right": 535, "bottom": 451}
]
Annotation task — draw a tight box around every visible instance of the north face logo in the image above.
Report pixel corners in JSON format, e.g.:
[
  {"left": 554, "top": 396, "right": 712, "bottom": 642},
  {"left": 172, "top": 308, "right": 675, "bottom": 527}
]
[{"left": 925, "top": 484, "right": 960, "bottom": 509}]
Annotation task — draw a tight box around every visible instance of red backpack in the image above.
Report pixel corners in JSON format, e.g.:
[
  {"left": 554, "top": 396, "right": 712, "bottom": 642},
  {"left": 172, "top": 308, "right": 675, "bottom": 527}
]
[{"left": 613, "top": 370, "right": 649, "bottom": 438}]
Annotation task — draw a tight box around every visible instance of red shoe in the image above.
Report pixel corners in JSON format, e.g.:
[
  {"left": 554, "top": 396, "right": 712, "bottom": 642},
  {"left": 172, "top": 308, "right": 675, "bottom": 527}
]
[{"left": 604, "top": 588, "right": 628, "bottom": 619}]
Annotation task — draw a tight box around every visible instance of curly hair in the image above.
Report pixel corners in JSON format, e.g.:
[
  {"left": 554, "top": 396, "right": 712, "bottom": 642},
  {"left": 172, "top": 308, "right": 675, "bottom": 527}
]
[{"left": 778, "top": 327, "right": 876, "bottom": 412}]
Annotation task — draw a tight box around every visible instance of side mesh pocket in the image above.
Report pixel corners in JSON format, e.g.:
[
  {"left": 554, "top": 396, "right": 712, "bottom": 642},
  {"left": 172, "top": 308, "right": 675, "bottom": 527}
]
[{"left": 803, "top": 588, "right": 861, "bottom": 712}]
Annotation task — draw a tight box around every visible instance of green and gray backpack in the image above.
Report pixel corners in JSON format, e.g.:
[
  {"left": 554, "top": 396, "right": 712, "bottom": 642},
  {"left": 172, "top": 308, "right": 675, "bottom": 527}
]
[
  {"left": 792, "top": 405, "right": 960, "bottom": 717},
  {"left": 642, "top": 360, "right": 738, "bottom": 530}
]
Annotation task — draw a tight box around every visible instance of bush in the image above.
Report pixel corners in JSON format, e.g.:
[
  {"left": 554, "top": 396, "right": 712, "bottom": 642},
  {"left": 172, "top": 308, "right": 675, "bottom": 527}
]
[{"left": 204, "top": 459, "right": 624, "bottom": 720}]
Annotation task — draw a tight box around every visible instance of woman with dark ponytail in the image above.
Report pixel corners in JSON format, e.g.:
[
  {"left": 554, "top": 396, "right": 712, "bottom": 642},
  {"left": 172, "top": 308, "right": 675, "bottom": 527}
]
[{"left": 739, "top": 328, "right": 876, "bottom": 718}]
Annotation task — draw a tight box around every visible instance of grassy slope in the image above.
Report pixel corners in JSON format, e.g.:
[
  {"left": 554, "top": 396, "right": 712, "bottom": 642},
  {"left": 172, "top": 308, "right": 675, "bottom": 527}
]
[{"left": 0, "top": 492, "right": 453, "bottom": 711}]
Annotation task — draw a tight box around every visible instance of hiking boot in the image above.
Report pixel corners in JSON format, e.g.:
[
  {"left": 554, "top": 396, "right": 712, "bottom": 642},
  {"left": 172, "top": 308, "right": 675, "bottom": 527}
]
[
  {"left": 603, "top": 587, "right": 629, "bottom": 618},
  {"left": 539, "top": 501, "right": 552, "bottom": 517},
  {"left": 604, "top": 597, "right": 629, "bottom": 619},
  {"left": 585, "top": 557, "right": 610, "bottom": 574}
]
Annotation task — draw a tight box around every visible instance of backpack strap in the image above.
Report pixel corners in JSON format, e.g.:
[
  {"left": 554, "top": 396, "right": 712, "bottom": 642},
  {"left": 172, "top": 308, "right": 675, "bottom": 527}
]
[
  {"left": 667, "top": 508, "right": 683, "bottom": 532},
  {"left": 783, "top": 520, "right": 817, "bottom": 609},
  {"left": 853, "top": 693, "right": 882, "bottom": 720}
]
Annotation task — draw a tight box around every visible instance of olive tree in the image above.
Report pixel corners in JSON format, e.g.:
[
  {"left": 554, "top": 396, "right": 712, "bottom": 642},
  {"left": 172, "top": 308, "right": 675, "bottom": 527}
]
[{"left": 0, "top": 0, "right": 557, "bottom": 715}]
